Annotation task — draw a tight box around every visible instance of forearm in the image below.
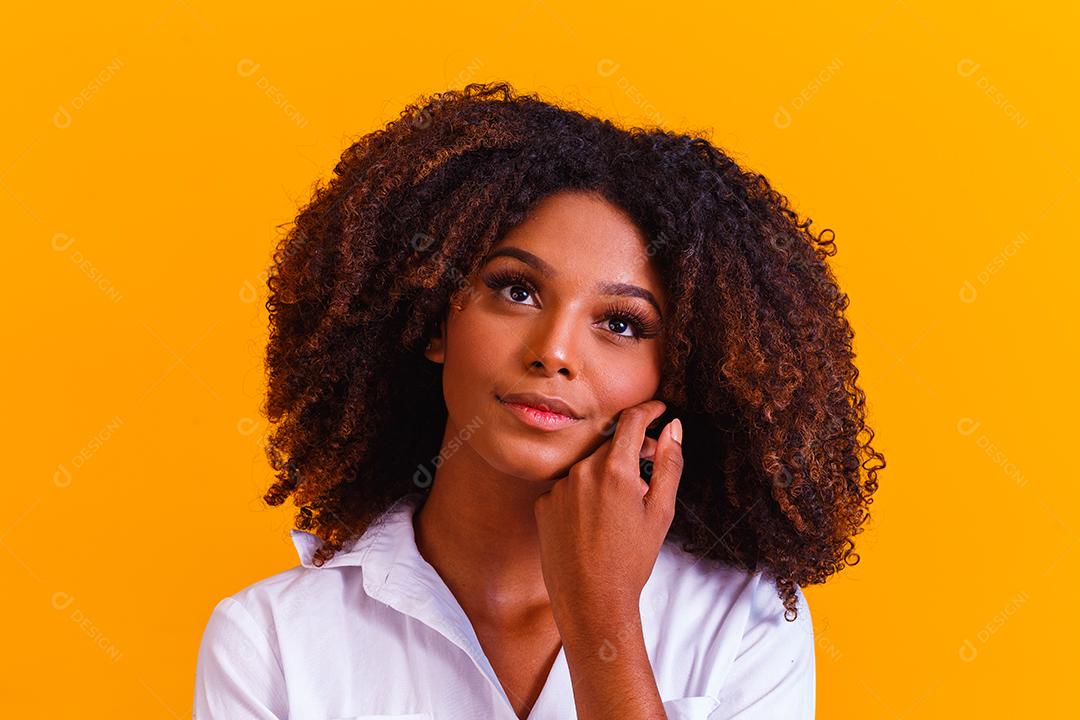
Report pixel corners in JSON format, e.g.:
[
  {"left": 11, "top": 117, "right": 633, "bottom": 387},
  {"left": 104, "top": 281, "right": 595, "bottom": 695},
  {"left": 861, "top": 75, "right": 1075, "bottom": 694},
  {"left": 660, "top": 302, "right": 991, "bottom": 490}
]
[{"left": 557, "top": 604, "right": 667, "bottom": 720}]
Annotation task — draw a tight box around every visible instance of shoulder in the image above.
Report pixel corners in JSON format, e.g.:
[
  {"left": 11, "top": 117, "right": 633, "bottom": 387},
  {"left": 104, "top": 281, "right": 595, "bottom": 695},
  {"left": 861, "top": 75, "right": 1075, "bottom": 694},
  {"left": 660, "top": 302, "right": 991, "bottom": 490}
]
[
  {"left": 201, "top": 561, "right": 356, "bottom": 643},
  {"left": 647, "top": 539, "right": 816, "bottom": 716},
  {"left": 196, "top": 566, "right": 305, "bottom": 662},
  {"left": 194, "top": 563, "right": 363, "bottom": 717},
  {"left": 194, "top": 566, "right": 326, "bottom": 718},
  {"left": 649, "top": 537, "right": 807, "bottom": 633}
]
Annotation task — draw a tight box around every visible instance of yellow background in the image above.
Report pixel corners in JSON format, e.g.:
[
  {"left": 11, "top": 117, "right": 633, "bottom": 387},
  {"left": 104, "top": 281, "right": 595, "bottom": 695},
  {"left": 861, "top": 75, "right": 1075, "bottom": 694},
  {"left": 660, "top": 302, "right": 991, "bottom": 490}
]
[{"left": 5, "top": 1, "right": 1076, "bottom": 716}]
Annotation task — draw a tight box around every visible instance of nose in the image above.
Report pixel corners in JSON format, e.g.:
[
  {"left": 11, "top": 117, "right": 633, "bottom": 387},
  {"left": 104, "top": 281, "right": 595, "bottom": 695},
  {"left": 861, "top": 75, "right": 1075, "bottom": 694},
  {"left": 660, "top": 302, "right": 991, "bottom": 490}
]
[{"left": 522, "top": 305, "right": 580, "bottom": 379}]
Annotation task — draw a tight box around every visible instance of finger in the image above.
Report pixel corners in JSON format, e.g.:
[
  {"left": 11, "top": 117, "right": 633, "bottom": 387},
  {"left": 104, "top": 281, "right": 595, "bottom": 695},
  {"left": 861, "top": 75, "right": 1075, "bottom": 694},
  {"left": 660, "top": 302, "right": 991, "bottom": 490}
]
[
  {"left": 610, "top": 399, "right": 667, "bottom": 474},
  {"left": 644, "top": 418, "right": 684, "bottom": 515},
  {"left": 639, "top": 436, "right": 658, "bottom": 461}
]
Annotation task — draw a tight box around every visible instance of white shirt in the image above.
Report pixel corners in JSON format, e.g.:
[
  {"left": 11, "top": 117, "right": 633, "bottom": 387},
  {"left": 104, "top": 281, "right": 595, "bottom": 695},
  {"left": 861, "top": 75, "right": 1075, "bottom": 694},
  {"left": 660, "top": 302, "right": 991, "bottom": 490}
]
[{"left": 193, "top": 492, "right": 815, "bottom": 719}]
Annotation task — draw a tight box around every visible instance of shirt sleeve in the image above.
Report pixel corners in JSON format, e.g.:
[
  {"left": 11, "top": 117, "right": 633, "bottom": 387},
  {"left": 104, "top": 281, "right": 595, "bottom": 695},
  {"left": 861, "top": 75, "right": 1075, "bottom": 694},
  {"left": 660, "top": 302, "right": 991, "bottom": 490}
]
[
  {"left": 709, "top": 577, "right": 816, "bottom": 719},
  {"left": 193, "top": 596, "right": 289, "bottom": 720}
]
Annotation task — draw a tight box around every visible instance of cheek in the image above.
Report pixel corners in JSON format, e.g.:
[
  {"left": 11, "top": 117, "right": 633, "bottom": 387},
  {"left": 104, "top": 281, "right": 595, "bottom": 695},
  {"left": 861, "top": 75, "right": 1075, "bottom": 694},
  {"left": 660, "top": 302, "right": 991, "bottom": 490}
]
[
  {"left": 593, "top": 353, "right": 664, "bottom": 413},
  {"left": 439, "top": 306, "right": 514, "bottom": 418},
  {"left": 443, "top": 307, "right": 508, "bottom": 377}
]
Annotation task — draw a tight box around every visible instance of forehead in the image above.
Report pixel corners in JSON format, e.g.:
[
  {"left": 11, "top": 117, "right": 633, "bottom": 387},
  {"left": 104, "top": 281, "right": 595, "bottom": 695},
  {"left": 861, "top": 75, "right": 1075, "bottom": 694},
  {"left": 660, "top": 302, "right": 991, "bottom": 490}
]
[{"left": 492, "top": 190, "right": 663, "bottom": 292}]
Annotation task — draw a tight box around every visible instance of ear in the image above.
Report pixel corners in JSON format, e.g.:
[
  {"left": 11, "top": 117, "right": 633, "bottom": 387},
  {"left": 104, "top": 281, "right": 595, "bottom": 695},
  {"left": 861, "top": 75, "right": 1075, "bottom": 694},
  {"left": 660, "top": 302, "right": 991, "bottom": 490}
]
[
  {"left": 425, "top": 292, "right": 466, "bottom": 364},
  {"left": 424, "top": 316, "right": 447, "bottom": 364}
]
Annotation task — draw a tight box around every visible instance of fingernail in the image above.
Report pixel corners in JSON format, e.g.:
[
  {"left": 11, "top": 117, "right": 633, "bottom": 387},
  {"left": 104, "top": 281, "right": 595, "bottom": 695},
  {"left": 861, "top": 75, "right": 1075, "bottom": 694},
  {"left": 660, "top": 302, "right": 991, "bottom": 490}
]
[{"left": 670, "top": 418, "right": 682, "bottom": 445}]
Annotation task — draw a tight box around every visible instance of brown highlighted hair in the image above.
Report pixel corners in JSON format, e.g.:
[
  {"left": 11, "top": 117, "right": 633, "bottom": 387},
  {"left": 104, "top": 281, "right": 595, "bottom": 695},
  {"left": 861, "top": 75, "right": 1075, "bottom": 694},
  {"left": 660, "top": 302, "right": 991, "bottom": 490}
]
[{"left": 261, "top": 81, "right": 884, "bottom": 620}]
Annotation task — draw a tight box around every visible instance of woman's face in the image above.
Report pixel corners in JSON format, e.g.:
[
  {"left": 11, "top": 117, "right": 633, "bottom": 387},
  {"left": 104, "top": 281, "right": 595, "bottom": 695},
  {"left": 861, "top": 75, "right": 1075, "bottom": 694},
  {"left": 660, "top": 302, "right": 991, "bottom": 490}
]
[{"left": 425, "top": 189, "right": 669, "bottom": 483}]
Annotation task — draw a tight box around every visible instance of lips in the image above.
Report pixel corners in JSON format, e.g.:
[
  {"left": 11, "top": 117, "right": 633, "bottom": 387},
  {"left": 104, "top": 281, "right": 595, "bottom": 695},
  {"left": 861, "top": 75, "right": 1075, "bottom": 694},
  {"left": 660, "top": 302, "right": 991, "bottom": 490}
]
[{"left": 498, "top": 392, "right": 582, "bottom": 419}]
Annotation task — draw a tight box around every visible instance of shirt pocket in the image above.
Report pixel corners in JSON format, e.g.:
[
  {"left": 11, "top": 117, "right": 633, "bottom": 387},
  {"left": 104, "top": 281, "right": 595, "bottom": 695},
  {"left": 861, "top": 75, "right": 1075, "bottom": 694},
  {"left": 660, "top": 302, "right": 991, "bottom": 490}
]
[{"left": 661, "top": 694, "right": 721, "bottom": 719}]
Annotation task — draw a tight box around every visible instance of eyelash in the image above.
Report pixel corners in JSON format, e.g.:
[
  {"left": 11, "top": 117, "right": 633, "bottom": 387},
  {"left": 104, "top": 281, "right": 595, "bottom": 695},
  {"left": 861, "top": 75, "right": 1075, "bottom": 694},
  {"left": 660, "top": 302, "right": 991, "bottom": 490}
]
[{"left": 480, "top": 268, "right": 663, "bottom": 341}]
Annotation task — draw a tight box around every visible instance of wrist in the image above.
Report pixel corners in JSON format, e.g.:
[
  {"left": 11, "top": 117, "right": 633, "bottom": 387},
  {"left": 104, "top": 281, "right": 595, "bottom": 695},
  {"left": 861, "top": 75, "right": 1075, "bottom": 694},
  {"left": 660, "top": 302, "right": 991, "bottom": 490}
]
[{"left": 556, "top": 601, "right": 644, "bottom": 659}]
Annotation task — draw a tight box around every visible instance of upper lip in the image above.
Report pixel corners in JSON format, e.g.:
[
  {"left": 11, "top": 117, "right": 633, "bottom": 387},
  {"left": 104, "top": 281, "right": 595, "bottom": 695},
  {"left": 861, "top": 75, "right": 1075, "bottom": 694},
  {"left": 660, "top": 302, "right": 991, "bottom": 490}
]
[{"left": 499, "top": 392, "right": 583, "bottom": 419}]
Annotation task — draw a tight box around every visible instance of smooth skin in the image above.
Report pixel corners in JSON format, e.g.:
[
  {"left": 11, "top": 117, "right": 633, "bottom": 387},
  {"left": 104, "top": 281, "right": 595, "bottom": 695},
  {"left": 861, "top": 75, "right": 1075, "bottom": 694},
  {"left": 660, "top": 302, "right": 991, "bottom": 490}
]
[{"left": 420, "top": 189, "right": 684, "bottom": 720}]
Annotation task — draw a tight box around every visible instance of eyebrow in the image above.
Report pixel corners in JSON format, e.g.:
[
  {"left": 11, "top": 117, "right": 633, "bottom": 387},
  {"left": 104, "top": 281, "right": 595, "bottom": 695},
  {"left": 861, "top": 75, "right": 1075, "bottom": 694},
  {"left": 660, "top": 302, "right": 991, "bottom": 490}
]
[{"left": 482, "top": 246, "right": 664, "bottom": 318}]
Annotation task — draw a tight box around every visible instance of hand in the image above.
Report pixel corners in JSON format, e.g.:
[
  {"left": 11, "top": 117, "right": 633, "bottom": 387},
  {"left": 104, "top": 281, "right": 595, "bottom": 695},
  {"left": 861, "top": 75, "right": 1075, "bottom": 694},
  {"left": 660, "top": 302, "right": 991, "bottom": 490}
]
[{"left": 533, "top": 400, "right": 684, "bottom": 627}]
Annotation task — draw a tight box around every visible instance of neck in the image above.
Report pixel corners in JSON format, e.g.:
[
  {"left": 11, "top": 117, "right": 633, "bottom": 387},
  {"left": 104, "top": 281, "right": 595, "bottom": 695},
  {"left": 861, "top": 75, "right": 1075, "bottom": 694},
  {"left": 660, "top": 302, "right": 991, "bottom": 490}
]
[{"left": 413, "top": 417, "right": 556, "bottom": 627}]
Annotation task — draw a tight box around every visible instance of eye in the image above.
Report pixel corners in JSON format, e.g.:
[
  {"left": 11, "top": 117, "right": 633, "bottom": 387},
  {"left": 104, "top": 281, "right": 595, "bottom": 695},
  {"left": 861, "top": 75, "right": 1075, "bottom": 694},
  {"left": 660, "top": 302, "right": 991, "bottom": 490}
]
[
  {"left": 607, "top": 314, "right": 639, "bottom": 338},
  {"left": 600, "top": 302, "right": 663, "bottom": 342},
  {"left": 480, "top": 268, "right": 663, "bottom": 342},
  {"left": 482, "top": 268, "right": 539, "bottom": 306}
]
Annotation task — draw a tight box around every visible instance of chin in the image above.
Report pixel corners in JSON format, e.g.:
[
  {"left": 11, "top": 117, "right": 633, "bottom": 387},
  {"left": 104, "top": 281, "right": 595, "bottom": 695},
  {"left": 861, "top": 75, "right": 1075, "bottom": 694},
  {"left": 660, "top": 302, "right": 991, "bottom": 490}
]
[{"left": 485, "top": 438, "right": 580, "bottom": 484}]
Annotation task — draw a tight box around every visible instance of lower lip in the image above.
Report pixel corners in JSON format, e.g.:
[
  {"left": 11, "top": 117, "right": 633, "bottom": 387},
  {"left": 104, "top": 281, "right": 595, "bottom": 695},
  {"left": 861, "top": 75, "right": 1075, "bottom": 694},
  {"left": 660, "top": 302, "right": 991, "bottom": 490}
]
[{"left": 500, "top": 400, "right": 581, "bottom": 431}]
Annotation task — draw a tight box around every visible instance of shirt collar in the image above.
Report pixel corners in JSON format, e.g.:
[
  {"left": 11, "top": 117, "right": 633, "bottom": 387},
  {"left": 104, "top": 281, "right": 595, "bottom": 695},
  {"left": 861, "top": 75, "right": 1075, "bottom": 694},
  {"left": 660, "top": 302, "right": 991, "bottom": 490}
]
[
  {"left": 291, "top": 491, "right": 525, "bottom": 697},
  {"left": 289, "top": 491, "right": 672, "bottom": 712},
  {"left": 289, "top": 490, "right": 670, "bottom": 612},
  {"left": 289, "top": 490, "right": 484, "bottom": 639},
  {"left": 290, "top": 491, "right": 424, "bottom": 582}
]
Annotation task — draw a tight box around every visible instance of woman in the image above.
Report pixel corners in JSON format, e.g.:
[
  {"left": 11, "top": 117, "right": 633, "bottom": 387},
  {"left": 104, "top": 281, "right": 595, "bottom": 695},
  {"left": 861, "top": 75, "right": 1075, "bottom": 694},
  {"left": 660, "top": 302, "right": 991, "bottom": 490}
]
[{"left": 194, "top": 81, "right": 883, "bottom": 720}]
